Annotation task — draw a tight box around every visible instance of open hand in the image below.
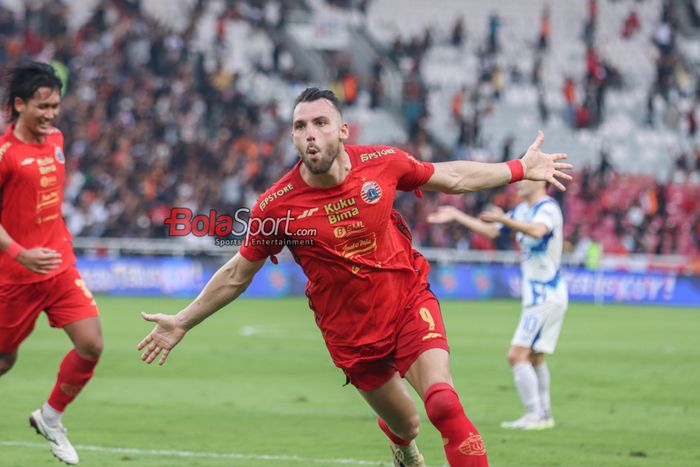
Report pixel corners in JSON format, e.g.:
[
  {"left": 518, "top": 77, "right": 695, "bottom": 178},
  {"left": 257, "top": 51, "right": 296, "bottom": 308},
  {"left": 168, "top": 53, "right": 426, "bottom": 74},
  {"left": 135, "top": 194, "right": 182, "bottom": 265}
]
[
  {"left": 137, "top": 312, "right": 187, "bottom": 365},
  {"left": 479, "top": 206, "right": 506, "bottom": 223},
  {"left": 521, "top": 131, "right": 573, "bottom": 190}
]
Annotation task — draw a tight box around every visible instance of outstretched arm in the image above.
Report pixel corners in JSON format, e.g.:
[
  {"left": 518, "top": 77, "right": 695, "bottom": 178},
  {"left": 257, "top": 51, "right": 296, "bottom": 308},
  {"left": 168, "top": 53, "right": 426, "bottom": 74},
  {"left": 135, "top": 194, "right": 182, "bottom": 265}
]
[
  {"left": 480, "top": 208, "right": 549, "bottom": 239},
  {"left": 137, "top": 252, "right": 266, "bottom": 365},
  {"left": 427, "top": 205, "right": 501, "bottom": 239},
  {"left": 422, "top": 131, "right": 572, "bottom": 193}
]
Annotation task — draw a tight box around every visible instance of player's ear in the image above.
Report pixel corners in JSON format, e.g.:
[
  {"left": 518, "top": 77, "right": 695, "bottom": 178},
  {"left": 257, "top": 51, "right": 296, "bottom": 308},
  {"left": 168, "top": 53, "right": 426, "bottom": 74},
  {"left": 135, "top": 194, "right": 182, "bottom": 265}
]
[
  {"left": 339, "top": 121, "right": 349, "bottom": 141},
  {"left": 13, "top": 97, "right": 25, "bottom": 115}
]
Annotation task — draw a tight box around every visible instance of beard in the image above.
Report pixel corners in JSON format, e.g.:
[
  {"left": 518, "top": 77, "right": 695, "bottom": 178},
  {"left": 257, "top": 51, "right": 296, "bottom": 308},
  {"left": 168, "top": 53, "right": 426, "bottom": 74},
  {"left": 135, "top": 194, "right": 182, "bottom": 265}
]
[{"left": 301, "top": 141, "right": 341, "bottom": 175}]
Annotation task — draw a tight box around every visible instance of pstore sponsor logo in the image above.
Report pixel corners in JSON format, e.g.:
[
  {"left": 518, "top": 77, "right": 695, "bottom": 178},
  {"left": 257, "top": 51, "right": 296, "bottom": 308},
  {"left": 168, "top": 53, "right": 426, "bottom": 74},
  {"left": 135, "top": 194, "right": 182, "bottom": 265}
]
[
  {"left": 359, "top": 147, "right": 395, "bottom": 162},
  {"left": 259, "top": 183, "right": 294, "bottom": 212}
]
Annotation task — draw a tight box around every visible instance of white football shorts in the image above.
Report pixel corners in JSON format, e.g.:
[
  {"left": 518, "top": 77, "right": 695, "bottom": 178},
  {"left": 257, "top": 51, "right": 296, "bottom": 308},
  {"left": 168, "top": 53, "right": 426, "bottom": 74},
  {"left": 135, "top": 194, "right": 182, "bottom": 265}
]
[{"left": 510, "top": 299, "right": 568, "bottom": 354}]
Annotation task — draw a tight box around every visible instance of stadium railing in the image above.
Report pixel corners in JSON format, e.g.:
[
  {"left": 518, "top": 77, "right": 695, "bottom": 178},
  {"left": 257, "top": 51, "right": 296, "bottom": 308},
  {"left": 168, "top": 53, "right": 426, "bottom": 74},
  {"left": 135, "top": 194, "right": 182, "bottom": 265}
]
[
  {"left": 71, "top": 237, "right": 697, "bottom": 305},
  {"left": 72, "top": 237, "right": 690, "bottom": 273}
]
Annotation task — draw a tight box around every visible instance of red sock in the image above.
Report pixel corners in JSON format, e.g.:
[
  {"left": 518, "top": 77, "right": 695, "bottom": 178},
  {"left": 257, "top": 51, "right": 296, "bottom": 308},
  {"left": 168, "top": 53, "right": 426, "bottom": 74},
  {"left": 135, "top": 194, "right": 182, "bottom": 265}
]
[
  {"left": 378, "top": 417, "right": 412, "bottom": 446},
  {"left": 47, "top": 349, "right": 99, "bottom": 412},
  {"left": 424, "top": 383, "right": 489, "bottom": 466}
]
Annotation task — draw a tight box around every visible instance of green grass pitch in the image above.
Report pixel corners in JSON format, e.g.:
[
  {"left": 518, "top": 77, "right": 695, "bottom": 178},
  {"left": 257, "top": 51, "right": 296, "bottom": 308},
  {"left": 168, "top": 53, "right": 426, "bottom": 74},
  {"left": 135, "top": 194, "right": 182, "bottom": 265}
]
[{"left": 1, "top": 297, "right": 699, "bottom": 466}]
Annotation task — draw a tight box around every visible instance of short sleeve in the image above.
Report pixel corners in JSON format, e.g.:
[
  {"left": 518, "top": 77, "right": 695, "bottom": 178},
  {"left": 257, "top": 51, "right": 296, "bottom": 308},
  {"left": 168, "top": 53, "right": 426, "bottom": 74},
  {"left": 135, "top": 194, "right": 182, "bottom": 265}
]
[
  {"left": 384, "top": 147, "right": 435, "bottom": 192},
  {"left": 533, "top": 203, "right": 560, "bottom": 232},
  {"left": 238, "top": 197, "right": 285, "bottom": 262},
  {"left": 0, "top": 144, "right": 12, "bottom": 189}
]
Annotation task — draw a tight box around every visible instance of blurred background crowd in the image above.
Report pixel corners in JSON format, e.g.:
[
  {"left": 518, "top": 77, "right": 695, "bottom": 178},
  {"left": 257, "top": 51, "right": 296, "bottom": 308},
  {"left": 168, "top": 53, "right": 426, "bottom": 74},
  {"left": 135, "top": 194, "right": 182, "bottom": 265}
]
[{"left": 1, "top": 0, "right": 699, "bottom": 258}]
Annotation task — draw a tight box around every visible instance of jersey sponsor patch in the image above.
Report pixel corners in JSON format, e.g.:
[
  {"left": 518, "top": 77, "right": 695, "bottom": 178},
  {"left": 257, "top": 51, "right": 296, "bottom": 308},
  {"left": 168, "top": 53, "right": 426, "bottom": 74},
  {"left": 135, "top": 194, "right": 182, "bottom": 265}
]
[
  {"left": 359, "top": 147, "right": 395, "bottom": 162},
  {"left": 332, "top": 220, "right": 364, "bottom": 238},
  {"left": 259, "top": 183, "right": 294, "bottom": 211},
  {"left": 335, "top": 232, "right": 377, "bottom": 258},
  {"left": 36, "top": 189, "right": 60, "bottom": 212},
  {"left": 40, "top": 175, "right": 58, "bottom": 187},
  {"left": 324, "top": 195, "right": 359, "bottom": 224},
  {"left": 360, "top": 181, "right": 382, "bottom": 204}
]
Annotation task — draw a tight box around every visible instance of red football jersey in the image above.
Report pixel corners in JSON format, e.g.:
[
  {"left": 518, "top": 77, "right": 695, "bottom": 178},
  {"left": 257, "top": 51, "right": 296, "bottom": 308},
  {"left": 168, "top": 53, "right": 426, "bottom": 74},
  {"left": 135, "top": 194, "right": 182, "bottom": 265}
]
[
  {"left": 240, "top": 145, "right": 435, "bottom": 347},
  {"left": 0, "top": 125, "right": 76, "bottom": 284}
]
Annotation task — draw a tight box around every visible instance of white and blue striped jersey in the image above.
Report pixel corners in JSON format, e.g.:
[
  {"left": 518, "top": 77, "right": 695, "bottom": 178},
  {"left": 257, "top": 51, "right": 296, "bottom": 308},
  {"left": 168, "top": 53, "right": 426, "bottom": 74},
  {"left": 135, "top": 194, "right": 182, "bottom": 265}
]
[{"left": 504, "top": 196, "right": 567, "bottom": 307}]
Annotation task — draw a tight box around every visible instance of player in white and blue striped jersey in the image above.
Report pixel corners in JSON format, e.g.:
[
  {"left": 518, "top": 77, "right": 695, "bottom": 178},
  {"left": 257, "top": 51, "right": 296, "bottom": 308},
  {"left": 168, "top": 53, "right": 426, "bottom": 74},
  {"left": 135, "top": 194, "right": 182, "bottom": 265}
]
[{"left": 428, "top": 179, "right": 568, "bottom": 430}]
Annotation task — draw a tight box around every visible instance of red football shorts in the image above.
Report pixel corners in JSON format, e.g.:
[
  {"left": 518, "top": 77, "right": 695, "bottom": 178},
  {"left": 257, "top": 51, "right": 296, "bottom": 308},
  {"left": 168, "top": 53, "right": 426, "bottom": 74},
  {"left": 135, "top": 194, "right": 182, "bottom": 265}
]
[
  {"left": 0, "top": 266, "right": 99, "bottom": 353},
  {"left": 330, "top": 288, "right": 450, "bottom": 391}
]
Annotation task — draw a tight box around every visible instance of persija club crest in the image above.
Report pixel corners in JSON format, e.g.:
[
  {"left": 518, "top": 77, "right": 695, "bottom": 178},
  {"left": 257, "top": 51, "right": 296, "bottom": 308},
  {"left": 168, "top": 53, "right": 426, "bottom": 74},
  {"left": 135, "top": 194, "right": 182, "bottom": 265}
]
[
  {"left": 360, "top": 181, "right": 382, "bottom": 204},
  {"left": 458, "top": 432, "right": 486, "bottom": 456},
  {"left": 54, "top": 146, "right": 65, "bottom": 164}
]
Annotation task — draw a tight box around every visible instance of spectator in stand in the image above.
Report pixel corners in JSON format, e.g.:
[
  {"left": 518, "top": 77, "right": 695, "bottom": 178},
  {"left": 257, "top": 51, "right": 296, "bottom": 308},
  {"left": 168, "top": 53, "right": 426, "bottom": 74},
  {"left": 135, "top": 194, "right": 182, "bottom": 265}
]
[
  {"left": 370, "top": 58, "right": 384, "bottom": 109},
  {"left": 583, "top": 0, "right": 597, "bottom": 47},
  {"left": 451, "top": 86, "right": 466, "bottom": 124},
  {"left": 451, "top": 16, "right": 466, "bottom": 48},
  {"left": 1, "top": 0, "right": 698, "bottom": 262},
  {"left": 562, "top": 76, "right": 577, "bottom": 127},
  {"left": 622, "top": 9, "right": 640, "bottom": 39},
  {"left": 537, "top": 87, "right": 549, "bottom": 124},
  {"left": 488, "top": 12, "right": 500, "bottom": 53},
  {"left": 595, "top": 147, "right": 614, "bottom": 183},
  {"left": 538, "top": 6, "right": 551, "bottom": 51}
]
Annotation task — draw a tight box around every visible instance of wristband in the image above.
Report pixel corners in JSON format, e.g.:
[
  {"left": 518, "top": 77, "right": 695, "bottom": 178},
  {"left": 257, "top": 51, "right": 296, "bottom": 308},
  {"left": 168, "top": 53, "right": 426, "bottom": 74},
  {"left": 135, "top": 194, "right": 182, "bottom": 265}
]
[
  {"left": 5, "top": 242, "right": 25, "bottom": 261},
  {"left": 506, "top": 160, "right": 524, "bottom": 183}
]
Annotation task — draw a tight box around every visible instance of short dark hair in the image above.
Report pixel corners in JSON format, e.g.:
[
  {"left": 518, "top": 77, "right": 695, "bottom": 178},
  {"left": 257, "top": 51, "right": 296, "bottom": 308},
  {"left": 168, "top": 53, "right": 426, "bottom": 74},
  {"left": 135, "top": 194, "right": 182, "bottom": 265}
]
[
  {"left": 2, "top": 61, "right": 63, "bottom": 122},
  {"left": 293, "top": 87, "right": 343, "bottom": 117}
]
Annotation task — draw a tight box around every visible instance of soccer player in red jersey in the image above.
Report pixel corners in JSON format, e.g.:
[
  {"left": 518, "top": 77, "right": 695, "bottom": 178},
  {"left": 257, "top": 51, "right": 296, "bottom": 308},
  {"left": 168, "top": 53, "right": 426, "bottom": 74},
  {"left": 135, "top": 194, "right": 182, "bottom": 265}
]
[
  {"left": 0, "top": 62, "right": 103, "bottom": 465},
  {"left": 138, "top": 88, "right": 571, "bottom": 466}
]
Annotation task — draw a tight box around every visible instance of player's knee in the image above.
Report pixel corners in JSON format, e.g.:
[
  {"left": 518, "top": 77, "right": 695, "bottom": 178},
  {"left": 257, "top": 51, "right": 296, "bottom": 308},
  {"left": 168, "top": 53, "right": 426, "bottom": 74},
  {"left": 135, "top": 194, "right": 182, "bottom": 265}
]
[
  {"left": 507, "top": 348, "right": 528, "bottom": 366},
  {"left": 394, "top": 414, "right": 421, "bottom": 440},
  {"left": 0, "top": 353, "right": 17, "bottom": 376},
  {"left": 506, "top": 351, "right": 518, "bottom": 366},
  {"left": 76, "top": 337, "right": 103, "bottom": 360}
]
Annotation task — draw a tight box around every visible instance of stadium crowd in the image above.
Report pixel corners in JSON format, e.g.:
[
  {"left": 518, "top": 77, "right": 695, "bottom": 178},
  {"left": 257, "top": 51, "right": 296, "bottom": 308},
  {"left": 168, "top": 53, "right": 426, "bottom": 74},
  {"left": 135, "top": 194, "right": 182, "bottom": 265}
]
[{"left": 1, "top": 0, "right": 699, "bottom": 257}]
